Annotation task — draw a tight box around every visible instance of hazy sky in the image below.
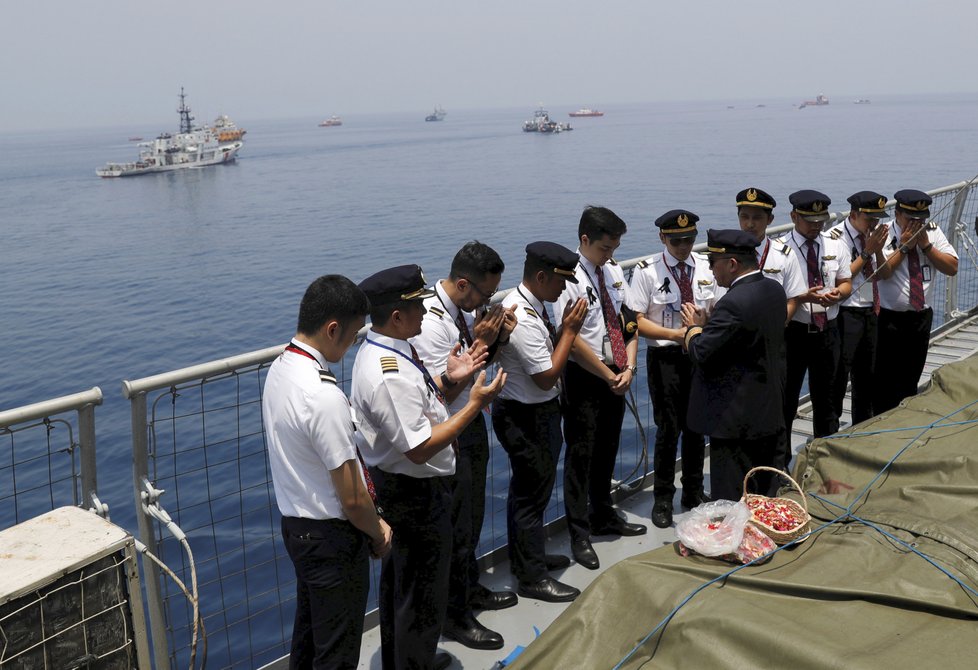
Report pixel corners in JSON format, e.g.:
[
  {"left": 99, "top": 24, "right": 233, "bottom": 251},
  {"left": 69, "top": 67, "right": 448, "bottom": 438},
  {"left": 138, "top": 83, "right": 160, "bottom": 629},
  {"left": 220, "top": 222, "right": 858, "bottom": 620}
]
[{"left": 3, "top": 0, "right": 976, "bottom": 131}]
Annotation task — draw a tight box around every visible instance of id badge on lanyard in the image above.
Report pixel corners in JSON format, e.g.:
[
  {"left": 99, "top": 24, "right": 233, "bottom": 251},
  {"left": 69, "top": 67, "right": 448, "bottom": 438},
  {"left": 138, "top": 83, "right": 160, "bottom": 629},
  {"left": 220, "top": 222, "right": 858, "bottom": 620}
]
[{"left": 602, "top": 335, "right": 614, "bottom": 365}]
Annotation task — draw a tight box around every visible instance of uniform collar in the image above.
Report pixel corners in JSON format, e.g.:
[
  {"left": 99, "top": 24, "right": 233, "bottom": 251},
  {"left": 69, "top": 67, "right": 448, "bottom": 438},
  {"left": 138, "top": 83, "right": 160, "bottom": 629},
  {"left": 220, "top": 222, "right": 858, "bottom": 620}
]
[
  {"left": 576, "top": 249, "right": 605, "bottom": 277},
  {"left": 288, "top": 338, "right": 329, "bottom": 370},
  {"left": 435, "top": 280, "right": 462, "bottom": 321},
  {"left": 366, "top": 330, "right": 413, "bottom": 355},
  {"left": 663, "top": 249, "right": 692, "bottom": 269},
  {"left": 516, "top": 282, "right": 547, "bottom": 313}
]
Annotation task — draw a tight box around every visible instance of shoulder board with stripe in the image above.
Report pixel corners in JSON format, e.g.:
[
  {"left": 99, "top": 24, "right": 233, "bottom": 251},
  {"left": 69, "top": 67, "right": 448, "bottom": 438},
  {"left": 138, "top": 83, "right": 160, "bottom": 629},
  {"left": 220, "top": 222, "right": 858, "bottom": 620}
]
[
  {"left": 697, "top": 279, "right": 712, "bottom": 286},
  {"left": 927, "top": 221, "right": 938, "bottom": 231},
  {"left": 608, "top": 258, "right": 618, "bottom": 266},
  {"left": 636, "top": 259, "right": 649, "bottom": 269},
  {"left": 523, "top": 306, "right": 539, "bottom": 318},
  {"left": 319, "top": 369, "right": 337, "bottom": 384},
  {"left": 779, "top": 244, "right": 791, "bottom": 256},
  {"left": 428, "top": 306, "right": 445, "bottom": 318},
  {"left": 380, "top": 356, "right": 399, "bottom": 374},
  {"left": 829, "top": 228, "right": 843, "bottom": 240}
]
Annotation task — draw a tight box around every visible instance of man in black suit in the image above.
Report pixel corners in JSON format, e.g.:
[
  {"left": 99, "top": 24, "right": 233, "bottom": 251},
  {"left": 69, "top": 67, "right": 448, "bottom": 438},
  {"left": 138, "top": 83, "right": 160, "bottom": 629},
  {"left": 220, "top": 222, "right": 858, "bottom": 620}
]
[{"left": 681, "top": 230, "right": 787, "bottom": 501}]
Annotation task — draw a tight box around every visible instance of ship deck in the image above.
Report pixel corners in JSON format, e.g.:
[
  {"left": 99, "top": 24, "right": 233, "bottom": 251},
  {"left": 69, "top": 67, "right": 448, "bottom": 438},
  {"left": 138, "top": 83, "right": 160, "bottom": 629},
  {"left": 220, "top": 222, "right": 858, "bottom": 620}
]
[{"left": 355, "top": 312, "right": 978, "bottom": 669}]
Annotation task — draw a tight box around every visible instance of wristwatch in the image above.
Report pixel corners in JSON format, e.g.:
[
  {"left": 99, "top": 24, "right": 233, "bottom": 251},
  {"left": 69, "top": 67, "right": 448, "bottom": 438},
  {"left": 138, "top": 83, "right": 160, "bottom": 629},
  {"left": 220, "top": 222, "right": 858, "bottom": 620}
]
[
  {"left": 898, "top": 244, "right": 911, "bottom": 255},
  {"left": 921, "top": 243, "right": 934, "bottom": 254},
  {"left": 440, "top": 372, "right": 457, "bottom": 388},
  {"left": 627, "top": 365, "right": 638, "bottom": 374},
  {"left": 859, "top": 250, "right": 872, "bottom": 262}
]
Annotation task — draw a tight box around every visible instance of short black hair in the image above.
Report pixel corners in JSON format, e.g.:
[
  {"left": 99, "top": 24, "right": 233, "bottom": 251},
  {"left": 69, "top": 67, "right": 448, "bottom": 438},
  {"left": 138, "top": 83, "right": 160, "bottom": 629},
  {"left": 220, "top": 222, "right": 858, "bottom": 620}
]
[
  {"left": 296, "top": 275, "right": 370, "bottom": 336},
  {"left": 449, "top": 241, "right": 505, "bottom": 282},
  {"left": 522, "top": 255, "right": 550, "bottom": 282},
  {"left": 578, "top": 205, "right": 627, "bottom": 241}
]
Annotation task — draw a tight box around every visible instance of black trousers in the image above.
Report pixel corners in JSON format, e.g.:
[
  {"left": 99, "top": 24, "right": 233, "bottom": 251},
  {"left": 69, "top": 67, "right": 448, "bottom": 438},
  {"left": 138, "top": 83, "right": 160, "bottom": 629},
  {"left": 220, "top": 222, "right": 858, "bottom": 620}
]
[
  {"left": 833, "top": 306, "right": 879, "bottom": 425},
  {"left": 369, "top": 468, "right": 452, "bottom": 670},
  {"left": 647, "top": 346, "right": 705, "bottom": 501},
  {"left": 562, "top": 360, "right": 626, "bottom": 542},
  {"left": 709, "top": 433, "right": 782, "bottom": 502},
  {"left": 784, "top": 320, "right": 840, "bottom": 445},
  {"left": 446, "top": 414, "right": 489, "bottom": 621},
  {"left": 491, "top": 397, "right": 562, "bottom": 583},
  {"left": 281, "top": 516, "right": 369, "bottom": 670},
  {"left": 875, "top": 307, "right": 932, "bottom": 414}
]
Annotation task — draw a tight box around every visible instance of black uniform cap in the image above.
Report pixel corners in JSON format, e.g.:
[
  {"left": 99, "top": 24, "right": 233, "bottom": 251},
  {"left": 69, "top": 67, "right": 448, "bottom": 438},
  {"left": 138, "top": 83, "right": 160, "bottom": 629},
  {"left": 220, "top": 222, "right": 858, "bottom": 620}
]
[
  {"left": 735, "top": 187, "right": 777, "bottom": 210},
  {"left": 893, "top": 189, "right": 932, "bottom": 219},
  {"left": 525, "top": 241, "right": 580, "bottom": 283},
  {"left": 655, "top": 209, "right": 699, "bottom": 239},
  {"left": 706, "top": 229, "right": 760, "bottom": 256},
  {"left": 358, "top": 264, "right": 436, "bottom": 304},
  {"left": 789, "top": 189, "right": 832, "bottom": 223},
  {"left": 847, "top": 191, "right": 889, "bottom": 218}
]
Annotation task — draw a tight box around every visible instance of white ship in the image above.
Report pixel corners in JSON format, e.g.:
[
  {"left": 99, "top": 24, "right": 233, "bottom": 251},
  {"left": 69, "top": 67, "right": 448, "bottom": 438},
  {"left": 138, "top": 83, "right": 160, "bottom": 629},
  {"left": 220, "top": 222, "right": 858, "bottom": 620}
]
[{"left": 96, "top": 88, "right": 245, "bottom": 178}]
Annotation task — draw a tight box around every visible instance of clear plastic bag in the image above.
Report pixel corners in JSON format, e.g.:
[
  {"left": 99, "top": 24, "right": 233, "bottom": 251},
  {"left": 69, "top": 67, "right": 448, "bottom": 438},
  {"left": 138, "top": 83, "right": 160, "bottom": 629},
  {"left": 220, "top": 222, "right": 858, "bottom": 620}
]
[{"left": 675, "top": 500, "right": 750, "bottom": 557}]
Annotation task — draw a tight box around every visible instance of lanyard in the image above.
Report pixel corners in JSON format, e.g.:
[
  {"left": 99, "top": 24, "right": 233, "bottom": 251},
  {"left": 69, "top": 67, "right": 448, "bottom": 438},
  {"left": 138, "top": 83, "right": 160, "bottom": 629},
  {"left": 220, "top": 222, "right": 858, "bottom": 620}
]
[
  {"left": 365, "top": 337, "right": 442, "bottom": 399},
  {"left": 758, "top": 238, "right": 771, "bottom": 269}
]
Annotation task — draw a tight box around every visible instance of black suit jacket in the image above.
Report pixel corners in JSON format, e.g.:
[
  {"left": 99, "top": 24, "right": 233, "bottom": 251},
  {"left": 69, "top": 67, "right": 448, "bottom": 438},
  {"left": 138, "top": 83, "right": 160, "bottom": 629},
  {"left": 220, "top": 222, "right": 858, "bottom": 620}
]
[{"left": 686, "top": 272, "right": 787, "bottom": 439}]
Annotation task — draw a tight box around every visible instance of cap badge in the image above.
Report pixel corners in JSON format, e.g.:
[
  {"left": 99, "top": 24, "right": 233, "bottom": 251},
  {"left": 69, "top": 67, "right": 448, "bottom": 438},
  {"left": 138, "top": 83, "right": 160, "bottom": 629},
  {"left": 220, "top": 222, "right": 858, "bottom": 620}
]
[
  {"left": 812, "top": 201, "right": 824, "bottom": 212},
  {"left": 746, "top": 188, "right": 758, "bottom": 202},
  {"left": 677, "top": 213, "right": 689, "bottom": 227},
  {"left": 878, "top": 196, "right": 887, "bottom": 209}
]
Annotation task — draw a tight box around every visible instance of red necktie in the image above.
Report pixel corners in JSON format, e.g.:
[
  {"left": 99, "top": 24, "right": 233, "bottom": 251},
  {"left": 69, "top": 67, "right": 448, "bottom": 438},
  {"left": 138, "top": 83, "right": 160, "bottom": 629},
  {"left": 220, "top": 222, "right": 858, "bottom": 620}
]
[
  {"left": 676, "top": 263, "right": 694, "bottom": 305},
  {"left": 805, "top": 240, "right": 827, "bottom": 331},
  {"left": 857, "top": 233, "right": 880, "bottom": 315},
  {"left": 907, "top": 248, "right": 925, "bottom": 310},
  {"left": 596, "top": 266, "right": 628, "bottom": 369},
  {"left": 455, "top": 311, "right": 473, "bottom": 347}
]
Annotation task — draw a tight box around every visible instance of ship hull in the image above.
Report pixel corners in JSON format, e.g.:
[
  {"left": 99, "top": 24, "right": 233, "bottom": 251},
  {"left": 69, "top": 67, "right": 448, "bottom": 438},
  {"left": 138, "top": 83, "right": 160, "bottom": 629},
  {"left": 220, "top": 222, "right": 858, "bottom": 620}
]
[{"left": 97, "top": 142, "right": 242, "bottom": 178}]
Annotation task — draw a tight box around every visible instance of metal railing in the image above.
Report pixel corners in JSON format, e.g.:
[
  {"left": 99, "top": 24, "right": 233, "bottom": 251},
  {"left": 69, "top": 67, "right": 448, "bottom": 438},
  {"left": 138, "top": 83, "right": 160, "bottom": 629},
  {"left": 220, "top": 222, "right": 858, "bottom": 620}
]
[{"left": 0, "top": 387, "right": 105, "bottom": 529}]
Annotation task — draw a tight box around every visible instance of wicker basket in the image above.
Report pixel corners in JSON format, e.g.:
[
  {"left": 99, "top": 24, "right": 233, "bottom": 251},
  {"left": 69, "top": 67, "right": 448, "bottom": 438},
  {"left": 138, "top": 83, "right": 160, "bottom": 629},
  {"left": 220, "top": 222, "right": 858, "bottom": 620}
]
[{"left": 741, "top": 466, "right": 811, "bottom": 544}]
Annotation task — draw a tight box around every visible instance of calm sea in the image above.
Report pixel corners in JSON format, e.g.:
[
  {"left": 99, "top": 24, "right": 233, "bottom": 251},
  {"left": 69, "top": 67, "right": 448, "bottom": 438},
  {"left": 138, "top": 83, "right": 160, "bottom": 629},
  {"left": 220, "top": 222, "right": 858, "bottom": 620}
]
[{"left": 2, "top": 94, "right": 977, "bottom": 660}]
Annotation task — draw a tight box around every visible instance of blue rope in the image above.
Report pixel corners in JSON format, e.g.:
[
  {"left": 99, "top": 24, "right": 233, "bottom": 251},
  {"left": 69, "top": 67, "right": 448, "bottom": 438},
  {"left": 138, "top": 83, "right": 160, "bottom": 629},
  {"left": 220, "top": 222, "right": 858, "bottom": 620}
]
[{"left": 612, "top": 397, "right": 978, "bottom": 669}]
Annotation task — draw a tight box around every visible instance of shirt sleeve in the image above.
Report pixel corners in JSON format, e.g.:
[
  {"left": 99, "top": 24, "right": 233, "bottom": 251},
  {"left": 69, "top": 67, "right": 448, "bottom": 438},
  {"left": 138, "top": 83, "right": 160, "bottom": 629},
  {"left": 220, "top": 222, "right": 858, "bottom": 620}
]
[
  {"left": 510, "top": 315, "right": 553, "bottom": 376},
  {"left": 370, "top": 373, "right": 433, "bottom": 451},
  {"left": 781, "top": 252, "right": 809, "bottom": 299},
  {"left": 306, "top": 386, "right": 359, "bottom": 470},
  {"left": 411, "top": 317, "right": 456, "bottom": 377},
  {"left": 930, "top": 225, "right": 958, "bottom": 257},
  {"left": 629, "top": 268, "right": 652, "bottom": 314}
]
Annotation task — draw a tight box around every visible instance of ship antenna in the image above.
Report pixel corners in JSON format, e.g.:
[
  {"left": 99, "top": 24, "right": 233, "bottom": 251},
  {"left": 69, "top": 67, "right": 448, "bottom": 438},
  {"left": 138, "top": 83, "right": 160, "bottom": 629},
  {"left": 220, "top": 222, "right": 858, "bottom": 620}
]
[{"left": 178, "top": 86, "right": 195, "bottom": 134}]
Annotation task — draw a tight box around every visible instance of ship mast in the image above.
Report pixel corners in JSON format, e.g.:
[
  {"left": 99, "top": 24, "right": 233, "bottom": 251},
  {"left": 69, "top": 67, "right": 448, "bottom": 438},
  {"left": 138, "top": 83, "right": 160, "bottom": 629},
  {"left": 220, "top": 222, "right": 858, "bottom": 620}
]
[{"left": 178, "top": 87, "right": 195, "bottom": 134}]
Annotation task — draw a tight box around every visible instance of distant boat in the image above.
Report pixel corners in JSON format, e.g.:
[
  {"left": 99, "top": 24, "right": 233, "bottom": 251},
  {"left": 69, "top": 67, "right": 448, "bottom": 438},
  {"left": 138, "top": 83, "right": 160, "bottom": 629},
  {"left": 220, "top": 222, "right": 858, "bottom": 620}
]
[
  {"left": 425, "top": 106, "right": 446, "bottom": 122},
  {"left": 319, "top": 116, "right": 343, "bottom": 127},
  {"left": 799, "top": 94, "right": 829, "bottom": 109},
  {"left": 568, "top": 108, "right": 604, "bottom": 117},
  {"left": 128, "top": 136, "right": 143, "bottom": 142},
  {"left": 96, "top": 88, "right": 245, "bottom": 178},
  {"left": 522, "top": 106, "right": 572, "bottom": 133},
  {"left": 854, "top": 98, "right": 872, "bottom": 105}
]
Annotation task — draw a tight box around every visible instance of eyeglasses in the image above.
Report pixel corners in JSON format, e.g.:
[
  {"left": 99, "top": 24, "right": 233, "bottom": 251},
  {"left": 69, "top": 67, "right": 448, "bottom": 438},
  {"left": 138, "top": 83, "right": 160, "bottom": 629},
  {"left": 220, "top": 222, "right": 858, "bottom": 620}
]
[{"left": 462, "top": 277, "right": 497, "bottom": 301}]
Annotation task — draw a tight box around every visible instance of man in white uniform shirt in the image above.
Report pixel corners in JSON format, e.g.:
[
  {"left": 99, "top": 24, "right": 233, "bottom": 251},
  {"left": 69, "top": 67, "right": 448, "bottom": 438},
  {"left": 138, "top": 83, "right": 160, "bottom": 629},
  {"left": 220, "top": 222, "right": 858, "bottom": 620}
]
[
  {"left": 555, "top": 206, "right": 646, "bottom": 574},
  {"left": 736, "top": 187, "right": 808, "bottom": 321},
  {"left": 779, "top": 190, "right": 852, "bottom": 462},
  {"left": 492, "top": 242, "right": 587, "bottom": 603},
  {"left": 409, "top": 242, "right": 517, "bottom": 651},
  {"left": 352, "top": 264, "right": 505, "bottom": 670},
  {"left": 263, "top": 274, "right": 392, "bottom": 669},
  {"left": 829, "top": 191, "right": 892, "bottom": 425},
  {"left": 630, "top": 209, "right": 719, "bottom": 528},
  {"left": 875, "top": 189, "right": 958, "bottom": 413}
]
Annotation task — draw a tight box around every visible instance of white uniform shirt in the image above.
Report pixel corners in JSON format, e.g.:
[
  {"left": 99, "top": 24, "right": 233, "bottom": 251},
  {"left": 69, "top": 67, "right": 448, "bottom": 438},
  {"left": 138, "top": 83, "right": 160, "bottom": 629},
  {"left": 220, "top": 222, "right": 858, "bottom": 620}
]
[
  {"left": 629, "top": 250, "right": 720, "bottom": 347},
  {"left": 779, "top": 230, "right": 852, "bottom": 324},
  {"left": 830, "top": 218, "right": 884, "bottom": 309},
  {"left": 351, "top": 331, "right": 454, "bottom": 477},
  {"left": 410, "top": 281, "right": 476, "bottom": 415},
  {"left": 262, "top": 340, "right": 367, "bottom": 520},
  {"left": 495, "top": 283, "right": 561, "bottom": 404},
  {"left": 757, "top": 237, "right": 808, "bottom": 300},
  {"left": 878, "top": 219, "right": 957, "bottom": 311},
  {"left": 554, "top": 253, "right": 629, "bottom": 364}
]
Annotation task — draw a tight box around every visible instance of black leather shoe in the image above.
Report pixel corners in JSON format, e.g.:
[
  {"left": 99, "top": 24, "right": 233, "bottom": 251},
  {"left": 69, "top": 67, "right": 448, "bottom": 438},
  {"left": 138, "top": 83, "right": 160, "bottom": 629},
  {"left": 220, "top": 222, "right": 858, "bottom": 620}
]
[
  {"left": 469, "top": 585, "right": 518, "bottom": 611},
  {"left": 517, "top": 577, "right": 580, "bottom": 603},
  {"left": 433, "top": 652, "right": 453, "bottom": 670},
  {"left": 591, "top": 517, "right": 648, "bottom": 537},
  {"left": 571, "top": 539, "right": 600, "bottom": 570},
  {"left": 545, "top": 554, "right": 571, "bottom": 571},
  {"left": 442, "top": 613, "right": 504, "bottom": 650},
  {"left": 651, "top": 499, "right": 673, "bottom": 529},
  {"left": 681, "top": 490, "right": 711, "bottom": 510}
]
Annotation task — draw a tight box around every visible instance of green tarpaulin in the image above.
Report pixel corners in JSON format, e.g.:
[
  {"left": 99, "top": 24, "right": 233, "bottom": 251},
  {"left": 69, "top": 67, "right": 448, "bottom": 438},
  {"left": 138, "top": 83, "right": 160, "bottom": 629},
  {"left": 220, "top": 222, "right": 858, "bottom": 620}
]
[{"left": 511, "top": 354, "right": 978, "bottom": 669}]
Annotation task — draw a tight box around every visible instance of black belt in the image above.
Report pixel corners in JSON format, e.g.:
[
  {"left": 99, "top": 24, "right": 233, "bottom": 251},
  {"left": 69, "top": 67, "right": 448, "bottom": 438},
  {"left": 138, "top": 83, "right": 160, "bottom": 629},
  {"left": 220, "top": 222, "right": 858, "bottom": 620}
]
[{"left": 840, "top": 305, "right": 874, "bottom": 313}]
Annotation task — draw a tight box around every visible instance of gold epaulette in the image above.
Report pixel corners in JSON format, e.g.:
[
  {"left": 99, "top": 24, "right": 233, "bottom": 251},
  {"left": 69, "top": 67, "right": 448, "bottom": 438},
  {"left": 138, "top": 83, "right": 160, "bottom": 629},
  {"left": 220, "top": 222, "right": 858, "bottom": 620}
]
[
  {"left": 428, "top": 306, "right": 445, "bottom": 319},
  {"left": 697, "top": 278, "right": 712, "bottom": 286},
  {"left": 380, "top": 356, "right": 399, "bottom": 374},
  {"left": 829, "top": 228, "right": 843, "bottom": 240},
  {"left": 319, "top": 369, "right": 337, "bottom": 384},
  {"left": 523, "top": 306, "right": 539, "bottom": 318},
  {"left": 636, "top": 259, "right": 649, "bottom": 269},
  {"left": 779, "top": 244, "right": 791, "bottom": 256},
  {"left": 608, "top": 258, "right": 618, "bottom": 266},
  {"left": 927, "top": 221, "right": 938, "bottom": 231}
]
